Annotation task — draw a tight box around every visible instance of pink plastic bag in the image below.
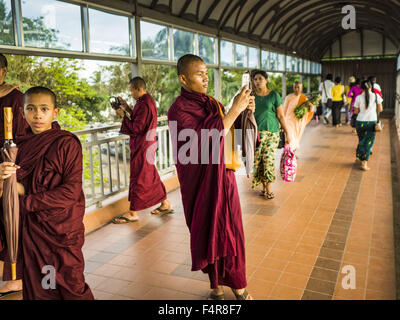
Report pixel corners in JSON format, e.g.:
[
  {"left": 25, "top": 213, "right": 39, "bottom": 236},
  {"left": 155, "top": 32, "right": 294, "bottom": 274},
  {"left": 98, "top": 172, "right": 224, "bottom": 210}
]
[{"left": 280, "top": 145, "right": 297, "bottom": 182}]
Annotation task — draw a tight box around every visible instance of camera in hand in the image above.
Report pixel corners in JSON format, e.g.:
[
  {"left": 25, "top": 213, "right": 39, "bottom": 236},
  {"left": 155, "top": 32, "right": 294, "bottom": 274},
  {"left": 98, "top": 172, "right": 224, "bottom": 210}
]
[{"left": 109, "top": 96, "right": 131, "bottom": 120}]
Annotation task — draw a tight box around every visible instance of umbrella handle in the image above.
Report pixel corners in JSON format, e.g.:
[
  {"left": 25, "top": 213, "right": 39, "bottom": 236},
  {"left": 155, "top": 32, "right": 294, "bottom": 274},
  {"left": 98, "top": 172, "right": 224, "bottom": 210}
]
[
  {"left": 4, "top": 107, "right": 13, "bottom": 140},
  {"left": 11, "top": 263, "right": 16, "bottom": 280}
]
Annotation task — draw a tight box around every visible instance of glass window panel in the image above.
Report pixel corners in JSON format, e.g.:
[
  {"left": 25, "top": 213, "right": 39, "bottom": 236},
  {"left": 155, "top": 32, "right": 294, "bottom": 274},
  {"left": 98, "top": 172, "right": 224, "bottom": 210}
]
[
  {"left": 198, "top": 34, "right": 215, "bottom": 65},
  {"left": 304, "top": 60, "right": 309, "bottom": 73},
  {"left": 292, "top": 57, "right": 297, "bottom": 72},
  {"left": 286, "top": 56, "right": 291, "bottom": 72},
  {"left": 269, "top": 52, "right": 276, "bottom": 70},
  {"left": 277, "top": 54, "right": 285, "bottom": 71},
  {"left": 173, "top": 29, "right": 194, "bottom": 61},
  {"left": 220, "top": 40, "right": 233, "bottom": 66},
  {"left": 297, "top": 58, "right": 302, "bottom": 73},
  {"left": 21, "top": 0, "right": 82, "bottom": 51},
  {"left": 248, "top": 47, "right": 258, "bottom": 68},
  {"left": 261, "top": 50, "right": 269, "bottom": 69},
  {"left": 141, "top": 21, "right": 169, "bottom": 60},
  {"left": 89, "top": 8, "right": 130, "bottom": 55},
  {"left": 235, "top": 43, "right": 247, "bottom": 67},
  {"left": 0, "top": 0, "right": 14, "bottom": 45}
]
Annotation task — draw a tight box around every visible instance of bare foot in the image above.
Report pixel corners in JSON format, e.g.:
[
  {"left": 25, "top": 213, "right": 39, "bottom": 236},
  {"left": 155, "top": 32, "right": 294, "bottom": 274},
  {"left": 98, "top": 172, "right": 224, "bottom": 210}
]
[
  {"left": 232, "top": 288, "right": 253, "bottom": 300},
  {"left": 0, "top": 280, "right": 22, "bottom": 293},
  {"left": 360, "top": 161, "right": 370, "bottom": 171},
  {"left": 208, "top": 286, "right": 224, "bottom": 300},
  {"left": 112, "top": 211, "right": 139, "bottom": 224},
  {"left": 151, "top": 199, "right": 173, "bottom": 214}
]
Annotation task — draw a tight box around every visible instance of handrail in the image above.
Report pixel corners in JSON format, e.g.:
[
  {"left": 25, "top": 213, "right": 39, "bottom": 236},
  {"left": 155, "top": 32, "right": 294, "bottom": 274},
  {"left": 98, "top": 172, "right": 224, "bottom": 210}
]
[{"left": 73, "top": 116, "right": 175, "bottom": 209}]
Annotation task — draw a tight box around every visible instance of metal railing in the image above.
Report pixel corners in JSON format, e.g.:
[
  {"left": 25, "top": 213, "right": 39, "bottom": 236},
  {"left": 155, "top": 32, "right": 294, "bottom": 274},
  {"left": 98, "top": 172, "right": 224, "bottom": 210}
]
[{"left": 73, "top": 116, "right": 176, "bottom": 208}]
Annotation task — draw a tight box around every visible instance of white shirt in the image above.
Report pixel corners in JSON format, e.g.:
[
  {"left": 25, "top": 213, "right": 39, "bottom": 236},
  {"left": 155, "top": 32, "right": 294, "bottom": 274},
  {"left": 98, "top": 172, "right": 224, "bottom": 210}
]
[
  {"left": 373, "top": 83, "right": 382, "bottom": 93},
  {"left": 355, "top": 91, "right": 383, "bottom": 122},
  {"left": 319, "top": 80, "right": 335, "bottom": 103}
]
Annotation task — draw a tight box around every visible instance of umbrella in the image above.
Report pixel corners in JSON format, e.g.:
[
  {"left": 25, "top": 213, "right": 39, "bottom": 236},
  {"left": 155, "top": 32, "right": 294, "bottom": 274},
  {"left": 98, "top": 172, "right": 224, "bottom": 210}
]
[{"left": 1, "top": 107, "right": 19, "bottom": 280}]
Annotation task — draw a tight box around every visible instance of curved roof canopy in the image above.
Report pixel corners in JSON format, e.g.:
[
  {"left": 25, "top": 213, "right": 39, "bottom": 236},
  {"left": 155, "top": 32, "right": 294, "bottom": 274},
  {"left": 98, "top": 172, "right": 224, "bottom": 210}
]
[{"left": 113, "top": 0, "right": 400, "bottom": 60}]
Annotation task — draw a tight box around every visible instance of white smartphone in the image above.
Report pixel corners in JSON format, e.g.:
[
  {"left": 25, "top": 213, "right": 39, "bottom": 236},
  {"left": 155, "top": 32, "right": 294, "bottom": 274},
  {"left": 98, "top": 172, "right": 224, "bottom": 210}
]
[{"left": 242, "top": 72, "right": 251, "bottom": 90}]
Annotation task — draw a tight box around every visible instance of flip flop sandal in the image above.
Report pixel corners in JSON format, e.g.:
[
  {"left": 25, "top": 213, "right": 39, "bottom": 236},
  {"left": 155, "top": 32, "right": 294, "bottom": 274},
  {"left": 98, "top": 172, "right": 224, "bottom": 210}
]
[
  {"left": 208, "top": 291, "right": 224, "bottom": 300},
  {"left": 111, "top": 215, "right": 139, "bottom": 224},
  {"left": 0, "top": 289, "right": 22, "bottom": 298},
  {"left": 232, "top": 289, "right": 252, "bottom": 300},
  {"left": 259, "top": 190, "right": 266, "bottom": 197},
  {"left": 266, "top": 192, "right": 275, "bottom": 200},
  {"left": 151, "top": 207, "right": 175, "bottom": 215}
]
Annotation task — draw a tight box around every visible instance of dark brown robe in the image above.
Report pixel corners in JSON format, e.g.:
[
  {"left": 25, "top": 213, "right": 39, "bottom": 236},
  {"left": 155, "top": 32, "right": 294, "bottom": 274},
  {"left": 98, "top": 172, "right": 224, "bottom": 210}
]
[
  {"left": 15, "top": 122, "right": 93, "bottom": 300},
  {"left": 120, "top": 93, "right": 166, "bottom": 211},
  {"left": 168, "top": 88, "right": 246, "bottom": 289}
]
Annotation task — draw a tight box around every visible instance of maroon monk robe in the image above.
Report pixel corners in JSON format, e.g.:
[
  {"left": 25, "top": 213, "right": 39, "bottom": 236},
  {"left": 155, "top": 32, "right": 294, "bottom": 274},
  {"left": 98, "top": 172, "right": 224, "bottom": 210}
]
[
  {"left": 0, "top": 88, "right": 28, "bottom": 281},
  {"left": 15, "top": 122, "right": 93, "bottom": 300},
  {"left": 168, "top": 88, "right": 246, "bottom": 289},
  {"left": 120, "top": 93, "right": 166, "bottom": 211}
]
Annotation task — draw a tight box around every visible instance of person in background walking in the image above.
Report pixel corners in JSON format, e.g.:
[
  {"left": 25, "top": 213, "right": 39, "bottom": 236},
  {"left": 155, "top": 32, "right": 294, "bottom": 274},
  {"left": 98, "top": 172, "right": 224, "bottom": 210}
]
[
  {"left": 348, "top": 78, "right": 362, "bottom": 134},
  {"left": 368, "top": 76, "right": 382, "bottom": 95},
  {"left": 331, "top": 76, "right": 345, "bottom": 128},
  {"left": 251, "top": 70, "right": 291, "bottom": 200},
  {"left": 344, "top": 76, "right": 355, "bottom": 125},
  {"left": 354, "top": 80, "right": 383, "bottom": 171},
  {"left": 318, "top": 74, "right": 335, "bottom": 125}
]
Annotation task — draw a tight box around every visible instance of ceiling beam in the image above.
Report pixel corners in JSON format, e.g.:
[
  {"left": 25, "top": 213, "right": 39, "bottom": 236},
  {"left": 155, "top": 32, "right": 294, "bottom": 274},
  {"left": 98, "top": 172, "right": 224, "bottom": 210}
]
[
  {"left": 200, "top": 0, "right": 220, "bottom": 24},
  {"left": 303, "top": 24, "right": 397, "bottom": 59},
  {"left": 236, "top": 0, "right": 265, "bottom": 33},
  {"left": 288, "top": 13, "right": 400, "bottom": 54},
  {"left": 150, "top": 0, "right": 158, "bottom": 9},
  {"left": 286, "top": 12, "right": 400, "bottom": 47},
  {"left": 220, "top": 0, "right": 246, "bottom": 30},
  {"left": 275, "top": 3, "right": 400, "bottom": 46},
  {"left": 253, "top": 0, "right": 400, "bottom": 45},
  {"left": 178, "top": 0, "right": 192, "bottom": 16}
]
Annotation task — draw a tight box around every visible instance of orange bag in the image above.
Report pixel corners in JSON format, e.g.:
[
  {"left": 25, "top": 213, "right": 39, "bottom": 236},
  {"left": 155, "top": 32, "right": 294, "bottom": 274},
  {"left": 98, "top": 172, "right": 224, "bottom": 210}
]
[{"left": 209, "top": 96, "right": 242, "bottom": 171}]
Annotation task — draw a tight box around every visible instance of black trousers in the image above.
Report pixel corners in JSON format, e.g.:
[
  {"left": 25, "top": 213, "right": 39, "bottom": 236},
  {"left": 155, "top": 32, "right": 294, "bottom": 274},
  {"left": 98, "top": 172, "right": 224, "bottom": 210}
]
[{"left": 331, "top": 101, "right": 343, "bottom": 126}]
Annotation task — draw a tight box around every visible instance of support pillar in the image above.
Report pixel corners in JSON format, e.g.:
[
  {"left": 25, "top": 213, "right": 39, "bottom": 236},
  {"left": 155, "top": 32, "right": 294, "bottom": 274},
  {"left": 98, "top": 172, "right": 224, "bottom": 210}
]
[
  {"left": 282, "top": 73, "right": 287, "bottom": 98},
  {"left": 214, "top": 68, "right": 222, "bottom": 101}
]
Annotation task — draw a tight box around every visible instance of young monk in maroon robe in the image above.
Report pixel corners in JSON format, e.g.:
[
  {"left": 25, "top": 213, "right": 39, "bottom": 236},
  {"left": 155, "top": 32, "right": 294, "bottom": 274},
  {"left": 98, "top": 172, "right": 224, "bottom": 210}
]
[
  {"left": 0, "top": 86, "right": 93, "bottom": 300},
  {"left": 0, "top": 53, "right": 28, "bottom": 297},
  {"left": 168, "top": 54, "right": 254, "bottom": 300},
  {"left": 112, "top": 77, "right": 172, "bottom": 224}
]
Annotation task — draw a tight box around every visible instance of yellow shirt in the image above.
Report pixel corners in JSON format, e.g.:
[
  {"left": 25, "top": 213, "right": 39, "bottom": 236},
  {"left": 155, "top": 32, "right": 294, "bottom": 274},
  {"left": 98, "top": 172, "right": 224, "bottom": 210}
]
[
  {"left": 344, "top": 85, "right": 352, "bottom": 104},
  {"left": 331, "top": 84, "right": 345, "bottom": 102}
]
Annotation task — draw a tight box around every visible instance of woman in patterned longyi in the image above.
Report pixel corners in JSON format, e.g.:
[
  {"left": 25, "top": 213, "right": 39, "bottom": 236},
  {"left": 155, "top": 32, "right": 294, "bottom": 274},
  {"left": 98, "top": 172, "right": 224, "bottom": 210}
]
[{"left": 251, "top": 70, "right": 291, "bottom": 200}]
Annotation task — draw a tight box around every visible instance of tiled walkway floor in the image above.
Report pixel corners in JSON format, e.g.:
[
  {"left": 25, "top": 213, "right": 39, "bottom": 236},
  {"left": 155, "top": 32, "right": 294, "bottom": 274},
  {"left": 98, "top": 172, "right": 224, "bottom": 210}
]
[{"left": 1, "top": 119, "right": 397, "bottom": 300}]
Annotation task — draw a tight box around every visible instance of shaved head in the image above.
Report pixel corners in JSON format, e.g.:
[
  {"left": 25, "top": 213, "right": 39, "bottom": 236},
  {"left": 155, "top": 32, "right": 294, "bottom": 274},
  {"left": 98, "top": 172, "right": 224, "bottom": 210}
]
[
  {"left": 177, "top": 54, "right": 204, "bottom": 76},
  {"left": 129, "top": 76, "right": 146, "bottom": 90}
]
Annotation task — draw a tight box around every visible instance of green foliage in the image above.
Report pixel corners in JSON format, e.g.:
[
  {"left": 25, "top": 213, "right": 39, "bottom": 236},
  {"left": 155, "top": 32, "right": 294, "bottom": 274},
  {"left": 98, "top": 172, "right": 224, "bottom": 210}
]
[
  {"left": 0, "top": 0, "right": 14, "bottom": 45},
  {"left": 267, "top": 73, "right": 283, "bottom": 93},
  {"left": 221, "top": 70, "right": 242, "bottom": 106},
  {"left": 6, "top": 55, "right": 108, "bottom": 123},
  {"left": 294, "top": 94, "right": 322, "bottom": 120}
]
